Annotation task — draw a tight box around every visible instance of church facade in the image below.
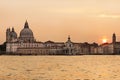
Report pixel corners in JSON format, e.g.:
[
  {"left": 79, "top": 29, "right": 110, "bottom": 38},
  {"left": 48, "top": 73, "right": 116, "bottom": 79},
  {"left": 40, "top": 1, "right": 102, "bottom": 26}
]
[{"left": 6, "top": 21, "right": 98, "bottom": 55}]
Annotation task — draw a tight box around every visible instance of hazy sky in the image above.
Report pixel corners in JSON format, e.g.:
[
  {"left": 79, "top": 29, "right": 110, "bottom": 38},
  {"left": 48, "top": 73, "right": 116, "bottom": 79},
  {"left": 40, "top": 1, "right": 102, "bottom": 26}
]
[{"left": 1, "top": 0, "right": 120, "bottom": 44}]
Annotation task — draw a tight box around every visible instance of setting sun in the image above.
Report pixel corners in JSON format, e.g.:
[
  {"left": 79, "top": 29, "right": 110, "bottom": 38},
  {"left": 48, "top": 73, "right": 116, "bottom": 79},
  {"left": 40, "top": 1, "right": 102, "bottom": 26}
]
[{"left": 102, "top": 39, "right": 108, "bottom": 43}]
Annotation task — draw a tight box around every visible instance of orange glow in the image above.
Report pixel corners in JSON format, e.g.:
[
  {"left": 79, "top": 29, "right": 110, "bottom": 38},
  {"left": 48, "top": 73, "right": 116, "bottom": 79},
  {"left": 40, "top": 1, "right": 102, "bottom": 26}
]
[
  {"left": 1, "top": 0, "right": 120, "bottom": 44},
  {"left": 102, "top": 38, "right": 108, "bottom": 43}
]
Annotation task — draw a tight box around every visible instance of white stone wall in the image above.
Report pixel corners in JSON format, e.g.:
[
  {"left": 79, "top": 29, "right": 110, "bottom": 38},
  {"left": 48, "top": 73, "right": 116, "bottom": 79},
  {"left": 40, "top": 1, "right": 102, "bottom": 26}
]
[{"left": 6, "top": 43, "right": 18, "bottom": 53}]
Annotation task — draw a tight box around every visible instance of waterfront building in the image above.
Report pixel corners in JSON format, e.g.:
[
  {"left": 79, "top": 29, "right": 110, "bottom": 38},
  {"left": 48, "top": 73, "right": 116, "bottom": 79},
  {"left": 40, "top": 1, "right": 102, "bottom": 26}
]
[
  {"left": 6, "top": 21, "right": 98, "bottom": 55},
  {"left": 95, "top": 33, "right": 120, "bottom": 54}
]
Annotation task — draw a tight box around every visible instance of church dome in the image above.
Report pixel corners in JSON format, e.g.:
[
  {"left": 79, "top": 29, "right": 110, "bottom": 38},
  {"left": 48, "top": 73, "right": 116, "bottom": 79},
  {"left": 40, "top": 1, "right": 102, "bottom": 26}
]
[
  {"left": 19, "top": 21, "right": 35, "bottom": 42},
  {"left": 20, "top": 21, "right": 34, "bottom": 38},
  {"left": 10, "top": 28, "right": 17, "bottom": 38},
  {"left": 20, "top": 28, "right": 33, "bottom": 37}
]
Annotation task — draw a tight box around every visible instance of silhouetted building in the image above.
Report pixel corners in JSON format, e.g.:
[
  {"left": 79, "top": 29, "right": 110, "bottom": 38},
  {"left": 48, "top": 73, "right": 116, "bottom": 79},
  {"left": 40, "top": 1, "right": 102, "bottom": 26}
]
[
  {"left": 95, "top": 33, "right": 120, "bottom": 54},
  {"left": 6, "top": 21, "right": 98, "bottom": 55}
]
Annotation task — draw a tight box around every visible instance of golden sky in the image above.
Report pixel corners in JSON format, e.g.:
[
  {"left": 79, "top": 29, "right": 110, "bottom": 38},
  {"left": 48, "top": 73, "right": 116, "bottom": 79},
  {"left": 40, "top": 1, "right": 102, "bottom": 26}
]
[{"left": 0, "top": 0, "right": 120, "bottom": 44}]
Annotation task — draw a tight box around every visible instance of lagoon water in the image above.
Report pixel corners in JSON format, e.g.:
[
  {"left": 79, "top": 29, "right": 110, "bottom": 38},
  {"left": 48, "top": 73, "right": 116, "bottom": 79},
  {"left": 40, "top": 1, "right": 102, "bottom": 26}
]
[{"left": 0, "top": 55, "right": 120, "bottom": 80}]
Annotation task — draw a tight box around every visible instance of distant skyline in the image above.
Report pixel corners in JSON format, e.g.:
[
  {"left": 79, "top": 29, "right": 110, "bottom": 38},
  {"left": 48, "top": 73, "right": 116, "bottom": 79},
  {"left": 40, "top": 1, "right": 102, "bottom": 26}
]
[{"left": 1, "top": 0, "right": 120, "bottom": 44}]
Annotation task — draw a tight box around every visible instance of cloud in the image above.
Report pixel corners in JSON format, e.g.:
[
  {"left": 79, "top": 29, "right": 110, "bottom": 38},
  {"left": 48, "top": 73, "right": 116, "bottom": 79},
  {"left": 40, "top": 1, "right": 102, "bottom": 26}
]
[{"left": 97, "top": 14, "right": 120, "bottom": 18}]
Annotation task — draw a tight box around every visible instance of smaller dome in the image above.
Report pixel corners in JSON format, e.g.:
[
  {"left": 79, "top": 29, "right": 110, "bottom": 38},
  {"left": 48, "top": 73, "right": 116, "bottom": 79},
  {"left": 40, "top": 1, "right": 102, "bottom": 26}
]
[
  {"left": 10, "top": 28, "right": 17, "bottom": 39},
  {"left": 65, "top": 36, "right": 73, "bottom": 48},
  {"left": 66, "top": 35, "right": 72, "bottom": 43}
]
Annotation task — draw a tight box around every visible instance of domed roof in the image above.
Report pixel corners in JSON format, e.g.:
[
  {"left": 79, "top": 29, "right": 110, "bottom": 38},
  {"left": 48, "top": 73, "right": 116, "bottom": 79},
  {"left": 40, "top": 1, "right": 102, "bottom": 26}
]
[
  {"left": 20, "top": 28, "right": 33, "bottom": 37},
  {"left": 20, "top": 21, "right": 34, "bottom": 38},
  {"left": 66, "top": 35, "right": 72, "bottom": 43},
  {"left": 10, "top": 28, "right": 17, "bottom": 38}
]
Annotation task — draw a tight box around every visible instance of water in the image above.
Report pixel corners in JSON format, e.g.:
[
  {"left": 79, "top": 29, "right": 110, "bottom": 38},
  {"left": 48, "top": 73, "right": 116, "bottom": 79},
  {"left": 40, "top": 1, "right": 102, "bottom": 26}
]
[{"left": 0, "top": 55, "right": 120, "bottom": 80}]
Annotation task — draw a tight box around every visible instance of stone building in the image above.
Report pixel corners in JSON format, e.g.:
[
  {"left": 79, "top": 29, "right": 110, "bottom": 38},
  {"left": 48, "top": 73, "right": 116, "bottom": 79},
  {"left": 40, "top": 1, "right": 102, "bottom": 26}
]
[
  {"left": 6, "top": 21, "right": 98, "bottom": 55},
  {"left": 95, "top": 33, "right": 120, "bottom": 54}
]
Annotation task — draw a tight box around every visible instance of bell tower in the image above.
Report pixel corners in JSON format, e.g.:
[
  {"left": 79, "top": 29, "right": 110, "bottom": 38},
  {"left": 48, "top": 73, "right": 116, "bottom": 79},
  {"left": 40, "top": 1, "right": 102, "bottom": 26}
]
[
  {"left": 112, "top": 33, "right": 116, "bottom": 44},
  {"left": 6, "top": 28, "right": 11, "bottom": 42}
]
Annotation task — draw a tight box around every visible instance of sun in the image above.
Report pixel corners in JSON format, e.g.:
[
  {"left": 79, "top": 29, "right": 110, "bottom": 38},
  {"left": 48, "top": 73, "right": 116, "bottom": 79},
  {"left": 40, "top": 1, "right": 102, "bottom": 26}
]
[{"left": 102, "top": 38, "right": 107, "bottom": 43}]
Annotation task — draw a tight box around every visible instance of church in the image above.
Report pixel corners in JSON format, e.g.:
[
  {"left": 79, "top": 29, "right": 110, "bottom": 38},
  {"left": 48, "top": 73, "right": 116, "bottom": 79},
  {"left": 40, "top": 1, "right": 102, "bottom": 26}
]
[{"left": 6, "top": 21, "right": 98, "bottom": 55}]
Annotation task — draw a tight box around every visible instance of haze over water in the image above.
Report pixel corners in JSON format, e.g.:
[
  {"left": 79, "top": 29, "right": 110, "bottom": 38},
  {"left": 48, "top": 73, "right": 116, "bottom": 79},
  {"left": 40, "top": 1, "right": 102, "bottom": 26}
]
[{"left": 1, "top": 0, "right": 120, "bottom": 44}]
